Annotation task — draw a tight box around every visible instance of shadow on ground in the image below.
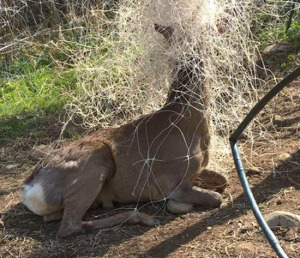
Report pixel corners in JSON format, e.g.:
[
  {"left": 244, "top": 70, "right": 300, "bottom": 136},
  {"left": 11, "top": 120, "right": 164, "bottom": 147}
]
[{"left": 0, "top": 113, "right": 60, "bottom": 146}]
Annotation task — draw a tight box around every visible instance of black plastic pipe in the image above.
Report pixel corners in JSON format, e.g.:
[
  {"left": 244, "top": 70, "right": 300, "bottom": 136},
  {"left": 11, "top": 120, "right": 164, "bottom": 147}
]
[
  {"left": 286, "top": 2, "right": 295, "bottom": 33},
  {"left": 230, "top": 65, "right": 300, "bottom": 258},
  {"left": 230, "top": 66, "right": 300, "bottom": 142}
]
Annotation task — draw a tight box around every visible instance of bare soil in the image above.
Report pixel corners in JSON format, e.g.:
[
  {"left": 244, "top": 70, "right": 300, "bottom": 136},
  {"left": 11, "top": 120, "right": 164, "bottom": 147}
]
[{"left": 1, "top": 81, "right": 300, "bottom": 257}]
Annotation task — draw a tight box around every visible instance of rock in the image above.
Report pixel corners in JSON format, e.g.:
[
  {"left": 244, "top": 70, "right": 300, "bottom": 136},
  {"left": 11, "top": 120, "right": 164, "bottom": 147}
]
[
  {"left": 266, "top": 211, "right": 300, "bottom": 228},
  {"left": 234, "top": 242, "right": 256, "bottom": 257},
  {"left": 5, "top": 164, "right": 19, "bottom": 169},
  {"left": 279, "top": 153, "right": 291, "bottom": 160},
  {"left": 30, "top": 144, "right": 53, "bottom": 160},
  {"left": 263, "top": 42, "right": 294, "bottom": 55},
  {"left": 263, "top": 44, "right": 276, "bottom": 54}
]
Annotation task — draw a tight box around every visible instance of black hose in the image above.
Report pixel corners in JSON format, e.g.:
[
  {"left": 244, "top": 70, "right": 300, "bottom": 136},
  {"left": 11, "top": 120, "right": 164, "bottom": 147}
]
[
  {"left": 230, "top": 66, "right": 300, "bottom": 142},
  {"left": 230, "top": 65, "right": 300, "bottom": 258}
]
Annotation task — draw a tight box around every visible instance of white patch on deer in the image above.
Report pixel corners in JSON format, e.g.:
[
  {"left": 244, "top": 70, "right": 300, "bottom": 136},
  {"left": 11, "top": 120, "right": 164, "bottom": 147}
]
[
  {"left": 64, "top": 160, "right": 78, "bottom": 168},
  {"left": 21, "top": 183, "right": 59, "bottom": 216}
]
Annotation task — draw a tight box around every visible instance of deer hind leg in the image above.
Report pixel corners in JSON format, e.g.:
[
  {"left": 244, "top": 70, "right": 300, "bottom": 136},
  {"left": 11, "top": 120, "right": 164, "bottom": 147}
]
[
  {"left": 167, "top": 181, "right": 222, "bottom": 214},
  {"left": 58, "top": 149, "right": 114, "bottom": 238},
  {"left": 82, "top": 211, "right": 159, "bottom": 232},
  {"left": 58, "top": 172, "right": 107, "bottom": 238},
  {"left": 167, "top": 200, "right": 193, "bottom": 214}
]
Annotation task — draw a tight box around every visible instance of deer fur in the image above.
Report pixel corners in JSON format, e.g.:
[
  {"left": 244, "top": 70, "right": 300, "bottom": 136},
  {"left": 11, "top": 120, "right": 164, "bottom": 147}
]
[{"left": 21, "top": 24, "right": 227, "bottom": 238}]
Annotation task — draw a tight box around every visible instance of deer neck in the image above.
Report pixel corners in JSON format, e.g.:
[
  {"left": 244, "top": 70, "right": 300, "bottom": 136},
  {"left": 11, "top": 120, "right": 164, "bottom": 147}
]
[{"left": 165, "top": 59, "right": 210, "bottom": 113}]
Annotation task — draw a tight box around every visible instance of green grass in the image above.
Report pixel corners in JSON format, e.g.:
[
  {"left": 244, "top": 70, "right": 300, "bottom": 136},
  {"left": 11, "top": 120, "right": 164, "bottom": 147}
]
[
  {"left": 0, "top": 32, "right": 121, "bottom": 146},
  {"left": 255, "top": 9, "right": 300, "bottom": 50},
  {"left": 1, "top": 69, "right": 76, "bottom": 116},
  {"left": 0, "top": 55, "right": 77, "bottom": 145},
  {"left": 0, "top": 115, "right": 56, "bottom": 146},
  {"left": 254, "top": 8, "right": 300, "bottom": 72}
]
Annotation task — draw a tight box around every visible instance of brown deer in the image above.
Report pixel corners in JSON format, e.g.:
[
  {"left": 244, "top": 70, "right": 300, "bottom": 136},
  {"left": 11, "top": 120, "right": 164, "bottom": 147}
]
[{"left": 20, "top": 24, "right": 227, "bottom": 238}]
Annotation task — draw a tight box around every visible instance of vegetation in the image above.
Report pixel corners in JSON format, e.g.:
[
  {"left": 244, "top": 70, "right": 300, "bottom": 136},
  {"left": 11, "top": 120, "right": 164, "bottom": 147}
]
[
  {"left": 256, "top": 7, "right": 300, "bottom": 49},
  {"left": 0, "top": 51, "right": 77, "bottom": 144},
  {"left": 0, "top": 1, "right": 299, "bottom": 147}
]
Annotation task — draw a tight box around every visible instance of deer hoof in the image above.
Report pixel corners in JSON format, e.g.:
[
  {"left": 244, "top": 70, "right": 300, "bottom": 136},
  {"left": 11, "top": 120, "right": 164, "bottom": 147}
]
[
  {"left": 57, "top": 225, "right": 82, "bottom": 238},
  {"left": 210, "top": 192, "right": 222, "bottom": 208}
]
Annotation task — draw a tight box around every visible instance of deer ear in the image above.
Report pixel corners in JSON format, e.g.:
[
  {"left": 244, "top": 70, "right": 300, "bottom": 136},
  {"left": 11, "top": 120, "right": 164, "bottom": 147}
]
[{"left": 154, "top": 24, "right": 174, "bottom": 42}]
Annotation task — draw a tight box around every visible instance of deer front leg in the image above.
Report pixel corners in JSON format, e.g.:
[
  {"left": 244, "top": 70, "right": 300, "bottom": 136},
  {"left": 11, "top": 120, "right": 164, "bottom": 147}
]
[
  {"left": 82, "top": 211, "right": 159, "bottom": 232},
  {"left": 167, "top": 200, "right": 193, "bottom": 214},
  {"left": 168, "top": 181, "right": 222, "bottom": 214},
  {"left": 196, "top": 169, "right": 228, "bottom": 191}
]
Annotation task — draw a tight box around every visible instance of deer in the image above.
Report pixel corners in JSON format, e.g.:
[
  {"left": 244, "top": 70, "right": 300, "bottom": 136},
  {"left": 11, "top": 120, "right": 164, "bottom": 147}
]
[{"left": 20, "top": 24, "right": 227, "bottom": 238}]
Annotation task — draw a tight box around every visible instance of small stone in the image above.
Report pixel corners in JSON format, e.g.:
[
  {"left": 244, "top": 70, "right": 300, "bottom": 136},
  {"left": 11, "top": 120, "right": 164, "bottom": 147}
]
[
  {"left": 263, "top": 42, "right": 294, "bottom": 54},
  {"left": 279, "top": 153, "right": 291, "bottom": 160},
  {"left": 234, "top": 242, "right": 256, "bottom": 256},
  {"left": 263, "top": 44, "right": 277, "bottom": 54},
  {"left": 266, "top": 211, "right": 300, "bottom": 228},
  {"left": 5, "top": 164, "right": 19, "bottom": 169}
]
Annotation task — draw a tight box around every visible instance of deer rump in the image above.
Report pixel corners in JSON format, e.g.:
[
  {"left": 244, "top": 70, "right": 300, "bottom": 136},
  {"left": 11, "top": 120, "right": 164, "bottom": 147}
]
[{"left": 21, "top": 24, "right": 226, "bottom": 238}]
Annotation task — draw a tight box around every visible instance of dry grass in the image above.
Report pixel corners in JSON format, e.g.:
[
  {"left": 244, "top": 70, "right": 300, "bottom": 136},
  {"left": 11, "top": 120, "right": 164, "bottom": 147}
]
[
  {"left": 2, "top": 1, "right": 299, "bottom": 174},
  {"left": 63, "top": 1, "right": 300, "bottom": 175}
]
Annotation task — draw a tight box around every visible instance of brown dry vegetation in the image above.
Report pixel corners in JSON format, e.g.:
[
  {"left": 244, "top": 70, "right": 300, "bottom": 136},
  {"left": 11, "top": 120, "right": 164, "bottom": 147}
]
[{"left": 1, "top": 0, "right": 300, "bottom": 257}]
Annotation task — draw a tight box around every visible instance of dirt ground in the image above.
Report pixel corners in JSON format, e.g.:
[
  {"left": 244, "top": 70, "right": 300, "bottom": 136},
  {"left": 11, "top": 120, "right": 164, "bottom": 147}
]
[{"left": 1, "top": 79, "right": 300, "bottom": 257}]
